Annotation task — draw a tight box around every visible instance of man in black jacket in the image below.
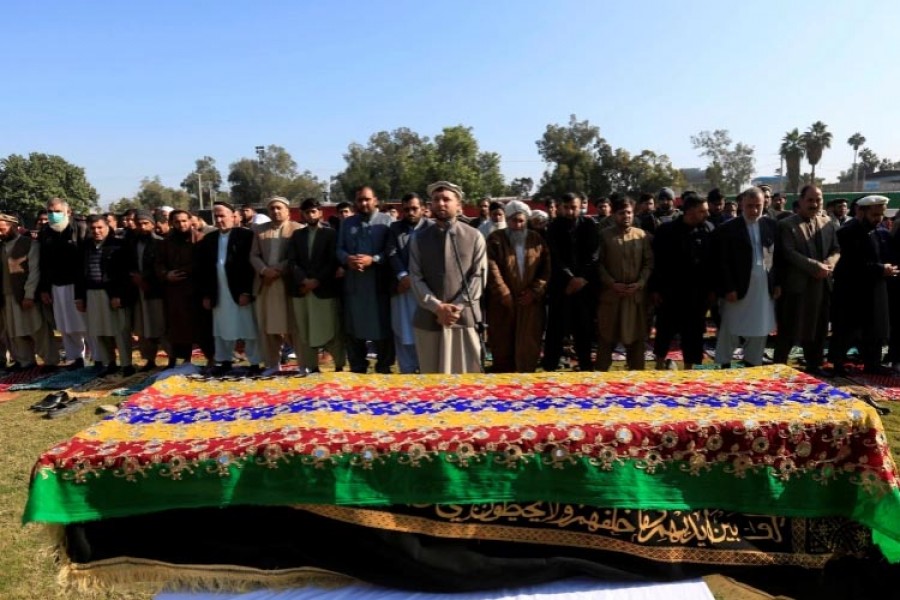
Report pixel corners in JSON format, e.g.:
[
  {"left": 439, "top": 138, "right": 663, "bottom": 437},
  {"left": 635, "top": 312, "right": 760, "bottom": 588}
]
[
  {"left": 284, "top": 198, "right": 345, "bottom": 373},
  {"left": 126, "top": 210, "right": 166, "bottom": 371},
  {"left": 75, "top": 216, "right": 134, "bottom": 376},
  {"left": 541, "top": 192, "right": 599, "bottom": 371},
  {"left": 38, "top": 197, "right": 89, "bottom": 369},
  {"left": 648, "top": 194, "right": 714, "bottom": 369},
  {"left": 712, "top": 187, "right": 779, "bottom": 368},
  {"left": 197, "top": 201, "right": 261, "bottom": 376}
]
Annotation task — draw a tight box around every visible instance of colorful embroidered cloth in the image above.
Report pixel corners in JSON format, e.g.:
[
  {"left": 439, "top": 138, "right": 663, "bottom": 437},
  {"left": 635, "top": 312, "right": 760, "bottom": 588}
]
[
  {"left": 8, "top": 367, "right": 100, "bottom": 391},
  {"left": 23, "top": 365, "right": 900, "bottom": 562}
]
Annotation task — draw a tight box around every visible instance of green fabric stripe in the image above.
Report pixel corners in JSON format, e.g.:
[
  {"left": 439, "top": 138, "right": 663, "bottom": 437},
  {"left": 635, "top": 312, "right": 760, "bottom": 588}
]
[{"left": 23, "top": 453, "right": 900, "bottom": 562}]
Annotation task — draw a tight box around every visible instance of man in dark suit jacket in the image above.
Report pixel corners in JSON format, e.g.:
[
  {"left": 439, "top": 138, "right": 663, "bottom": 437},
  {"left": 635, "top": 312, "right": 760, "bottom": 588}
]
[
  {"left": 196, "top": 201, "right": 261, "bottom": 376},
  {"left": 712, "top": 187, "right": 779, "bottom": 368},
  {"left": 541, "top": 192, "right": 599, "bottom": 371},
  {"left": 284, "top": 198, "right": 345, "bottom": 372},
  {"left": 125, "top": 210, "right": 166, "bottom": 370}
]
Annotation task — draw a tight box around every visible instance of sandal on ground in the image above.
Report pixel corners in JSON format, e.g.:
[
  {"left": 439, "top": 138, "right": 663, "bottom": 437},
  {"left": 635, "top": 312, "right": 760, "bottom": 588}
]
[
  {"left": 43, "top": 396, "right": 84, "bottom": 419},
  {"left": 29, "top": 391, "right": 70, "bottom": 412}
]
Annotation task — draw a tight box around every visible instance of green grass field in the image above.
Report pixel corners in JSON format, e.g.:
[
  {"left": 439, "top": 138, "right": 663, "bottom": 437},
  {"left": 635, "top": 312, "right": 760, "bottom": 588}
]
[{"left": 2, "top": 366, "right": 899, "bottom": 600}]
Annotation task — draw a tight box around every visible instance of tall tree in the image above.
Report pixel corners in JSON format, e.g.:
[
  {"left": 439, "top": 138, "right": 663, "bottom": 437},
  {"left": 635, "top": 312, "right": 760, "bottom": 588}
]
[
  {"left": 428, "top": 125, "right": 505, "bottom": 201},
  {"left": 505, "top": 177, "right": 534, "bottom": 197},
  {"left": 801, "top": 121, "right": 832, "bottom": 184},
  {"left": 779, "top": 129, "right": 805, "bottom": 194},
  {"left": 535, "top": 115, "right": 602, "bottom": 198},
  {"left": 180, "top": 156, "right": 223, "bottom": 209},
  {"left": 858, "top": 148, "right": 880, "bottom": 176},
  {"left": 0, "top": 152, "right": 99, "bottom": 217},
  {"left": 335, "top": 127, "right": 433, "bottom": 201},
  {"left": 228, "top": 145, "right": 321, "bottom": 205},
  {"left": 847, "top": 132, "right": 866, "bottom": 191},
  {"left": 690, "top": 130, "right": 756, "bottom": 193}
]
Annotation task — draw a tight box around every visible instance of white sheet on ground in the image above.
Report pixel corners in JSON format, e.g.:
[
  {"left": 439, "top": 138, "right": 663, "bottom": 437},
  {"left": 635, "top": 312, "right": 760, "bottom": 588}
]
[{"left": 156, "top": 578, "right": 714, "bottom": 600}]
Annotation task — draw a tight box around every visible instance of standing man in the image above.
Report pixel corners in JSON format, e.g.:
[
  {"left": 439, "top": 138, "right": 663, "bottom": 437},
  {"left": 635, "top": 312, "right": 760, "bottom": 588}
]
[
  {"left": 0, "top": 214, "right": 59, "bottom": 369},
  {"left": 285, "top": 199, "right": 345, "bottom": 373},
  {"left": 38, "top": 197, "right": 89, "bottom": 369},
  {"left": 409, "top": 181, "right": 486, "bottom": 374},
  {"left": 713, "top": 187, "right": 779, "bottom": 368},
  {"left": 706, "top": 189, "right": 727, "bottom": 228},
  {"left": 829, "top": 195, "right": 896, "bottom": 375},
  {"left": 155, "top": 210, "right": 211, "bottom": 368},
  {"left": 240, "top": 204, "right": 271, "bottom": 227},
  {"left": 126, "top": 210, "right": 166, "bottom": 371},
  {"left": 635, "top": 193, "right": 660, "bottom": 234},
  {"left": 470, "top": 197, "right": 492, "bottom": 230},
  {"left": 197, "top": 201, "right": 261, "bottom": 376},
  {"left": 337, "top": 185, "right": 394, "bottom": 373},
  {"left": 249, "top": 196, "right": 303, "bottom": 371},
  {"left": 655, "top": 187, "right": 682, "bottom": 224},
  {"left": 768, "top": 193, "right": 791, "bottom": 220},
  {"left": 478, "top": 201, "right": 507, "bottom": 238},
  {"left": 486, "top": 200, "right": 551, "bottom": 372},
  {"left": 828, "top": 198, "right": 850, "bottom": 226},
  {"left": 541, "top": 192, "right": 599, "bottom": 372},
  {"left": 774, "top": 185, "right": 841, "bottom": 376},
  {"left": 595, "top": 197, "right": 653, "bottom": 371},
  {"left": 386, "top": 192, "right": 430, "bottom": 373},
  {"left": 75, "top": 216, "right": 134, "bottom": 376},
  {"left": 649, "top": 194, "right": 714, "bottom": 370}
]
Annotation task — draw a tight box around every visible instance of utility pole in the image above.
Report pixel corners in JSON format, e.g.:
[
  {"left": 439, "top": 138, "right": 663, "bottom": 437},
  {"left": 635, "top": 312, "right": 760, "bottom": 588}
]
[
  {"left": 255, "top": 145, "right": 265, "bottom": 204},
  {"left": 196, "top": 172, "right": 204, "bottom": 211}
]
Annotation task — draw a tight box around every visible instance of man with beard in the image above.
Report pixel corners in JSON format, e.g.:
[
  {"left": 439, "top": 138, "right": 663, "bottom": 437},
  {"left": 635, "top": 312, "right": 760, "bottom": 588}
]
[
  {"left": 155, "top": 210, "right": 212, "bottom": 367},
  {"left": 649, "top": 193, "right": 714, "bottom": 370},
  {"left": 713, "top": 187, "right": 779, "bottom": 368},
  {"left": 75, "top": 216, "right": 134, "bottom": 376},
  {"left": 126, "top": 210, "right": 166, "bottom": 371},
  {"left": 478, "top": 201, "right": 507, "bottom": 238},
  {"left": 469, "top": 197, "right": 492, "bottom": 230},
  {"left": 249, "top": 196, "right": 303, "bottom": 372},
  {"left": 386, "top": 192, "right": 430, "bottom": 373},
  {"left": 409, "top": 181, "right": 486, "bottom": 374},
  {"left": 829, "top": 195, "right": 897, "bottom": 374},
  {"left": 596, "top": 197, "right": 653, "bottom": 371},
  {"left": 197, "top": 201, "right": 261, "bottom": 376},
  {"left": 38, "top": 197, "right": 89, "bottom": 369},
  {"left": 655, "top": 187, "right": 682, "bottom": 224},
  {"left": 706, "top": 189, "right": 727, "bottom": 228},
  {"left": 285, "top": 199, "right": 345, "bottom": 373},
  {"left": 768, "top": 192, "right": 792, "bottom": 220},
  {"left": 486, "top": 200, "right": 550, "bottom": 372},
  {"left": 338, "top": 186, "right": 394, "bottom": 373},
  {"left": 541, "top": 192, "right": 599, "bottom": 371},
  {"left": 773, "top": 185, "right": 840, "bottom": 376},
  {"left": 0, "top": 214, "right": 59, "bottom": 369},
  {"left": 828, "top": 198, "right": 850, "bottom": 226}
]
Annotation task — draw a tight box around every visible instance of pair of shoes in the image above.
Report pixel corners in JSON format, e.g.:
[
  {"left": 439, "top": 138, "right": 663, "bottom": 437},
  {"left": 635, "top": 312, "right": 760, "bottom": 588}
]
[
  {"left": 139, "top": 361, "right": 156, "bottom": 373},
  {"left": 121, "top": 365, "right": 136, "bottom": 377},
  {"left": 65, "top": 358, "right": 85, "bottom": 371},
  {"left": 43, "top": 396, "right": 83, "bottom": 419},
  {"left": 95, "top": 403, "right": 120, "bottom": 415},
  {"left": 30, "top": 391, "right": 71, "bottom": 411}
]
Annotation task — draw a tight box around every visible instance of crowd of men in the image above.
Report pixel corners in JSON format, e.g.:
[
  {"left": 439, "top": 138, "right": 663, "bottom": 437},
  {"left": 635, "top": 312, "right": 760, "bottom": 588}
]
[{"left": 0, "top": 181, "right": 895, "bottom": 377}]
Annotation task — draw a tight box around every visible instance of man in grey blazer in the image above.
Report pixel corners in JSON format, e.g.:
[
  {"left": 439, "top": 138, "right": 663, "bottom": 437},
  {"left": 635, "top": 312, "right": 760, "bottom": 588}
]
[{"left": 773, "top": 185, "right": 840, "bottom": 376}]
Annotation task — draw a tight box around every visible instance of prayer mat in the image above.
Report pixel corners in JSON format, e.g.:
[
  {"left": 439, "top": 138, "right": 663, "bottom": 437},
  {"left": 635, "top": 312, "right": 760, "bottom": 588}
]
[
  {"left": 848, "top": 373, "right": 900, "bottom": 401},
  {"left": 23, "top": 366, "right": 900, "bottom": 594},
  {"left": 71, "top": 370, "right": 153, "bottom": 396},
  {"left": 0, "top": 365, "right": 55, "bottom": 391},
  {"left": 8, "top": 367, "right": 100, "bottom": 391}
]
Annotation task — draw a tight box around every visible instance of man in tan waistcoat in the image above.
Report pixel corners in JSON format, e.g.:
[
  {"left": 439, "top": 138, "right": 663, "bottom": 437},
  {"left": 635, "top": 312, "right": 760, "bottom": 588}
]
[
  {"left": 486, "top": 200, "right": 550, "bottom": 372},
  {"left": 596, "top": 196, "right": 653, "bottom": 371},
  {"left": 409, "top": 181, "right": 487, "bottom": 374},
  {"left": 249, "top": 196, "right": 304, "bottom": 372},
  {"left": 0, "top": 214, "right": 59, "bottom": 369}
]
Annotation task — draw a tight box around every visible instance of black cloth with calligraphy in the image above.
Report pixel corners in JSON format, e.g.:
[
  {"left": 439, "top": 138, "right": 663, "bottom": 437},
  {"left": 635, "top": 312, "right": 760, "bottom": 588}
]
[{"left": 61, "top": 503, "right": 900, "bottom": 600}]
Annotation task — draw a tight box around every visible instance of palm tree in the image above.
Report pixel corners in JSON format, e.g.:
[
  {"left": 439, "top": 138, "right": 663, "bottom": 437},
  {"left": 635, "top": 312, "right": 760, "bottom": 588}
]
[
  {"left": 801, "top": 121, "right": 833, "bottom": 184},
  {"left": 847, "top": 132, "right": 866, "bottom": 191},
  {"left": 779, "top": 128, "right": 805, "bottom": 194}
]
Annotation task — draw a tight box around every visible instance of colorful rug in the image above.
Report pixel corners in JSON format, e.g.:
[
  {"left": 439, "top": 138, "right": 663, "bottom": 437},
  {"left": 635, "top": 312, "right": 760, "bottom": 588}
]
[
  {"left": 8, "top": 367, "right": 100, "bottom": 391},
  {"left": 849, "top": 373, "right": 900, "bottom": 401}
]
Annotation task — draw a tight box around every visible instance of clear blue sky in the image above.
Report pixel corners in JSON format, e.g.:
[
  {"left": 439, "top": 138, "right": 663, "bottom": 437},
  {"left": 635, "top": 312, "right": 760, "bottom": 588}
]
[{"left": 2, "top": 0, "right": 898, "bottom": 208}]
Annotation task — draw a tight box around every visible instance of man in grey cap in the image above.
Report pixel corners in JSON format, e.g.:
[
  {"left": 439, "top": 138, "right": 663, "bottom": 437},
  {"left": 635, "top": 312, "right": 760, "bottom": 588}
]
[
  {"left": 409, "top": 181, "right": 487, "bottom": 373},
  {"left": 829, "top": 195, "right": 896, "bottom": 374},
  {"left": 654, "top": 187, "right": 682, "bottom": 224},
  {"left": 126, "top": 209, "right": 166, "bottom": 371}
]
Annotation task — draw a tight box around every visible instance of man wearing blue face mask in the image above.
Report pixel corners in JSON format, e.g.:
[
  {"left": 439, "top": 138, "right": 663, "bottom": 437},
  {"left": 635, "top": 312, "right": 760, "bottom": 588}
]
[{"left": 38, "top": 197, "right": 90, "bottom": 369}]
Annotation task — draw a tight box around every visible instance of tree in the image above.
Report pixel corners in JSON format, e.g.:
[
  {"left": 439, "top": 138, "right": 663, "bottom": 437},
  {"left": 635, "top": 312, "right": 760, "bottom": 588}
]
[
  {"left": 801, "top": 121, "right": 832, "bottom": 184},
  {"left": 335, "top": 128, "right": 434, "bottom": 201},
  {"left": 228, "top": 145, "right": 322, "bottom": 205},
  {"left": 535, "top": 115, "right": 602, "bottom": 198},
  {"left": 428, "top": 125, "right": 505, "bottom": 202},
  {"left": 505, "top": 177, "right": 534, "bottom": 197},
  {"left": 858, "top": 148, "right": 880, "bottom": 176},
  {"left": 180, "top": 156, "right": 223, "bottom": 209},
  {"left": 847, "top": 133, "right": 866, "bottom": 191},
  {"left": 690, "top": 130, "right": 756, "bottom": 194},
  {"left": 779, "top": 129, "right": 805, "bottom": 194},
  {"left": 0, "top": 152, "right": 99, "bottom": 217}
]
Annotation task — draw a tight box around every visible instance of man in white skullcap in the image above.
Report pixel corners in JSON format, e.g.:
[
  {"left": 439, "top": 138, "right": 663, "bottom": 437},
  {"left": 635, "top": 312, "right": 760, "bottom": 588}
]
[
  {"left": 829, "top": 195, "right": 895, "bottom": 375},
  {"left": 409, "top": 181, "right": 487, "bottom": 373},
  {"left": 485, "top": 200, "right": 550, "bottom": 372},
  {"left": 249, "top": 196, "right": 304, "bottom": 371}
]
